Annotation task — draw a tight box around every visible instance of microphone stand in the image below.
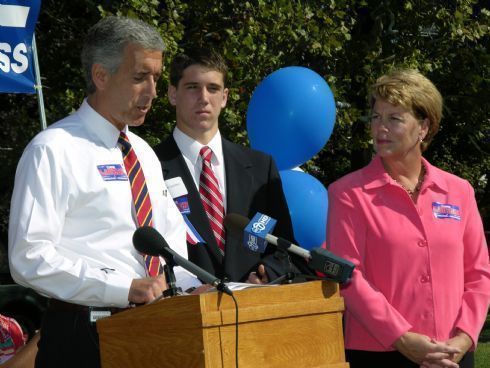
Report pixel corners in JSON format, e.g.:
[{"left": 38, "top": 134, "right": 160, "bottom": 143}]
[
  {"left": 267, "top": 271, "right": 296, "bottom": 285},
  {"left": 269, "top": 247, "right": 297, "bottom": 285},
  {"left": 162, "top": 257, "right": 183, "bottom": 298}
]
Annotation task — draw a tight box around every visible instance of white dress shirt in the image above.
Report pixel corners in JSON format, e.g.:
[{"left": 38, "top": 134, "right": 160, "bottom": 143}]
[
  {"left": 173, "top": 127, "right": 227, "bottom": 210},
  {"left": 8, "top": 100, "right": 198, "bottom": 308}
]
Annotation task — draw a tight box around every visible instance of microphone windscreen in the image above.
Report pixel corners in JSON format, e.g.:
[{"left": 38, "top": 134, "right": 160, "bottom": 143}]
[
  {"left": 132, "top": 226, "right": 168, "bottom": 256},
  {"left": 224, "top": 213, "right": 250, "bottom": 235}
]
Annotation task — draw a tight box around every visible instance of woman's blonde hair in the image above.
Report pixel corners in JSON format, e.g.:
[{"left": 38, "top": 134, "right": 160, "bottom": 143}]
[{"left": 370, "top": 69, "right": 443, "bottom": 151}]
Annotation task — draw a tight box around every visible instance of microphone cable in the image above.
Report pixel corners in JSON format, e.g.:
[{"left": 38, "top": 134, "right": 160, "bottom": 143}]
[{"left": 229, "top": 292, "right": 239, "bottom": 368}]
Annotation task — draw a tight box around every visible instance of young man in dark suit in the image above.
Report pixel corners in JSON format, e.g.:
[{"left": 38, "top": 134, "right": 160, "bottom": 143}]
[{"left": 153, "top": 49, "right": 307, "bottom": 283}]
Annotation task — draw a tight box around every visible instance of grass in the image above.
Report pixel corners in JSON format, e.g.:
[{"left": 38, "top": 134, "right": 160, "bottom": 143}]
[
  {"left": 475, "top": 342, "right": 489, "bottom": 368},
  {"left": 475, "top": 314, "right": 490, "bottom": 368}
]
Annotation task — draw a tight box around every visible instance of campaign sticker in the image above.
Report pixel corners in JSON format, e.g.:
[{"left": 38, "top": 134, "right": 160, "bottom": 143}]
[
  {"left": 432, "top": 202, "right": 461, "bottom": 220},
  {"left": 174, "top": 196, "right": 191, "bottom": 215},
  {"left": 97, "top": 164, "right": 128, "bottom": 181}
]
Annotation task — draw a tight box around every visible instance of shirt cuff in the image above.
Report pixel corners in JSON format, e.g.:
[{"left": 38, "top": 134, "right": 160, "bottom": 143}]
[{"left": 103, "top": 274, "right": 134, "bottom": 308}]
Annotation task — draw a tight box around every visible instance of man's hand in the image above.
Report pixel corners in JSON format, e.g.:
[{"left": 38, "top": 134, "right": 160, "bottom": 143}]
[
  {"left": 128, "top": 275, "right": 167, "bottom": 304},
  {"left": 394, "top": 332, "right": 460, "bottom": 367},
  {"left": 189, "top": 284, "right": 214, "bottom": 295},
  {"left": 246, "top": 264, "right": 269, "bottom": 284}
]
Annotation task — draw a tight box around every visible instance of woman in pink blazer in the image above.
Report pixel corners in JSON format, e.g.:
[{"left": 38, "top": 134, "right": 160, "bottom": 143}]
[{"left": 327, "top": 69, "right": 490, "bottom": 368}]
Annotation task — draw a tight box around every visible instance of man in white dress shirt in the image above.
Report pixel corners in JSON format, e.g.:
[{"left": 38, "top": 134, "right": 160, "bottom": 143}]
[{"left": 8, "top": 16, "right": 197, "bottom": 368}]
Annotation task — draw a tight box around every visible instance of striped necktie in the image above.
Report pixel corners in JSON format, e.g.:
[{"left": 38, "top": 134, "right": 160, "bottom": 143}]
[
  {"left": 199, "top": 146, "right": 226, "bottom": 253},
  {"left": 118, "top": 132, "right": 163, "bottom": 277}
]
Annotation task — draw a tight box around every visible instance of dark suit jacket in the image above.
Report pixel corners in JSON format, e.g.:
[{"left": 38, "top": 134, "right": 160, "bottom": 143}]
[{"left": 154, "top": 135, "right": 303, "bottom": 282}]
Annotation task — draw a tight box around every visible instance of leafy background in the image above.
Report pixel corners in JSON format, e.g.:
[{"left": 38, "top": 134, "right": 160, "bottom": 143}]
[{"left": 1, "top": 0, "right": 489, "bottom": 242}]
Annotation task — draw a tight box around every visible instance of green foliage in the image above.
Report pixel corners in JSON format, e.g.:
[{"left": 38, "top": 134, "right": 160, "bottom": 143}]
[{"left": 1, "top": 0, "right": 489, "bottom": 237}]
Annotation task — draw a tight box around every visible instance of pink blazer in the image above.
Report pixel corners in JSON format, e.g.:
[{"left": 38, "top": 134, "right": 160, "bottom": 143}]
[{"left": 327, "top": 155, "right": 490, "bottom": 351}]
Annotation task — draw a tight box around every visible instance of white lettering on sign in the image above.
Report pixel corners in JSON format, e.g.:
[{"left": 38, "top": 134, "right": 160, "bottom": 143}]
[{"left": 0, "top": 42, "right": 28, "bottom": 73}]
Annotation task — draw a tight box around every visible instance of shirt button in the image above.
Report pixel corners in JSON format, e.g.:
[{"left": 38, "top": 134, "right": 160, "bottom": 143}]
[
  {"left": 420, "top": 275, "right": 431, "bottom": 283},
  {"left": 418, "top": 239, "right": 428, "bottom": 247}
]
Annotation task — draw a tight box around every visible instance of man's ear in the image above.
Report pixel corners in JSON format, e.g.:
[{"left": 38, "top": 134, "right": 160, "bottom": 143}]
[
  {"left": 221, "top": 87, "right": 229, "bottom": 108},
  {"left": 168, "top": 85, "right": 177, "bottom": 106},
  {"left": 92, "top": 63, "right": 110, "bottom": 91}
]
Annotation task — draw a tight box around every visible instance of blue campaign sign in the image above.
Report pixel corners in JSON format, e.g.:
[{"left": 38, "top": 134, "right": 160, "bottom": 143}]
[{"left": 0, "top": 0, "right": 41, "bottom": 93}]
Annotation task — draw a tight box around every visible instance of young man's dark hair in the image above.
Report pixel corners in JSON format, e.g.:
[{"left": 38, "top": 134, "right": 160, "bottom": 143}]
[{"left": 169, "top": 48, "right": 228, "bottom": 87}]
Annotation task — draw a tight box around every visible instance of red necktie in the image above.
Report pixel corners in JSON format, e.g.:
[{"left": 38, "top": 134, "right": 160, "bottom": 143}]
[
  {"left": 199, "top": 146, "right": 226, "bottom": 253},
  {"left": 118, "top": 132, "right": 163, "bottom": 277}
]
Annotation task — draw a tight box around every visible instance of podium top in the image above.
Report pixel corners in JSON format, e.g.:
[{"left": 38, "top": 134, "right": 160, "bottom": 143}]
[{"left": 97, "top": 280, "right": 343, "bottom": 329}]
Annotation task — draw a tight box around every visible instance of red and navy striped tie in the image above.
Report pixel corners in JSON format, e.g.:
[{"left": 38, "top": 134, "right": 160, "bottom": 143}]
[
  {"left": 199, "top": 146, "right": 226, "bottom": 253},
  {"left": 119, "top": 132, "right": 163, "bottom": 277}
]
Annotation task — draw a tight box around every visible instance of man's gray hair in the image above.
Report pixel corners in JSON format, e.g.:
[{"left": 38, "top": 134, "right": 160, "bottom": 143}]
[{"left": 81, "top": 16, "right": 165, "bottom": 94}]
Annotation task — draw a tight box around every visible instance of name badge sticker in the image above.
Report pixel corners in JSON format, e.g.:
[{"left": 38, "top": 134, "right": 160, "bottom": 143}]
[
  {"left": 174, "top": 196, "right": 191, "bottom": 215},
  {"left": 97, "top": 164, "right": 128, "bottom": 181},
  {"left": 432, "top": 202, "right": 461, "bottom": 221},
  {"left": 165, "top": 177, "right": 188, "bottom": 198},
  {"left": 165, "top": 177, "right": 191, "bottom": 214}
]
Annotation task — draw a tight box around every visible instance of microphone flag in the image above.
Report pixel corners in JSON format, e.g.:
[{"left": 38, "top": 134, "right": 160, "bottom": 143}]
[{"left": 243, "top": 212, "right": 277, "bottom": 253}]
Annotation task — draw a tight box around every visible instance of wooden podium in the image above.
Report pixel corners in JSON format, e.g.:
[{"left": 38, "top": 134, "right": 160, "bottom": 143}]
[{"left": 97, "top": 281, "right": 349, "bottom": 368}]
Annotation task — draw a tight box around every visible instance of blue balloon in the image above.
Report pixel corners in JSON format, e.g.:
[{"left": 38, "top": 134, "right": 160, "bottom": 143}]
[
  {"left": 280, "top": 170, "right": 328, "bottom": 250},
  {"left": 247, "top": 66, "right": 336, "bottom": 170}
]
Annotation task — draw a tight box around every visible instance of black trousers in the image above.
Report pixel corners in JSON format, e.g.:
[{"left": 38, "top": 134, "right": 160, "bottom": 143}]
[
  {"left": 346, "top": 349, "right": 474, "bottom": 368},
  {"left": 35, "top": 309, "right": 101, "bottom": 368}
]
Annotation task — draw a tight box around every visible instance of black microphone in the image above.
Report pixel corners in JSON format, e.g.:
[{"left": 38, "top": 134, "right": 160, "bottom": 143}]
[
  {"left": 133, "top": 226, "right": 233, "bottom": 296},
  {"left": 224, "top": 213, "right": 355, "bottom": 283},
  {"left": 134, "top": 227, "right": 181, "bottom": 297}
]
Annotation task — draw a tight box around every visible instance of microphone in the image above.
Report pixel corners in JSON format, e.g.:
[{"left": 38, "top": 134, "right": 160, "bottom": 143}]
[
  {"left": 224, "top": 213, "right": 355, "bottom": 283},
  {"left": 133, "top": 226, "right": 233, "bottom": 296}
]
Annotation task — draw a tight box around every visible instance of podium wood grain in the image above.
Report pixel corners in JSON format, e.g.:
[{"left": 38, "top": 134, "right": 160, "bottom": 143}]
[{"left": 97, "top": 281, "right": 349, "bottom": 368}]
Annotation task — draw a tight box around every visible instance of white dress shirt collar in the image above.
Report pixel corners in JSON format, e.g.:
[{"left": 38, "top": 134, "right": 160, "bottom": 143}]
[
  {"left": 172, "top": 127, "right": 227, "bottom": 209},
  {"left": 79, "top": 98, "right": 125, "bottom": 148},
  {"left": 173, "top": 126, "right": 224, "bottom": 166}
]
